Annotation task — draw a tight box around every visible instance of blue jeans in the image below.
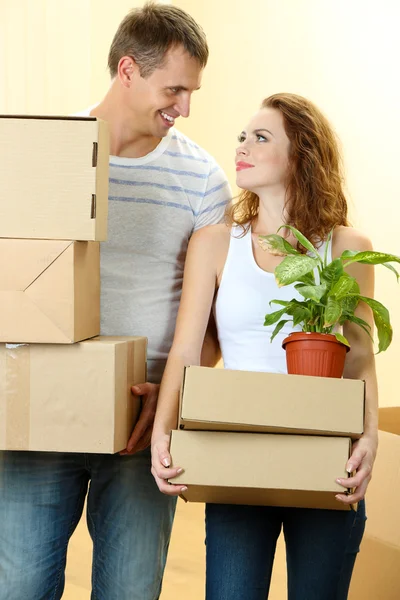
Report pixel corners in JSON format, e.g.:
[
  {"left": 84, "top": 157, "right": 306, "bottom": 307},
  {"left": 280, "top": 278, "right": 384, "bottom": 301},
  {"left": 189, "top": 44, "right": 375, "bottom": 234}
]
[
  {"left": 0, "top": 449, "right": 176, "bottom": 600},
  {"left": 205, "top": 501, "right": 366, "bottom": 600}
]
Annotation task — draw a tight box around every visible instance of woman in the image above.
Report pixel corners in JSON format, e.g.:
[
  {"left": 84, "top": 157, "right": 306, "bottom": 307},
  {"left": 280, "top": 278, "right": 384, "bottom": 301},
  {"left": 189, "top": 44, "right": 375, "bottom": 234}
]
[{"left": 151, "top": 93, "right": 377, "bottom": 599}]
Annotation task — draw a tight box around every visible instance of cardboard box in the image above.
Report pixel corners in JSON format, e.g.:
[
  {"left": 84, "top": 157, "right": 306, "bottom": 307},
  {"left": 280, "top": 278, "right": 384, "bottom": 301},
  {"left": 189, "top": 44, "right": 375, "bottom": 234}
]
[
  {"left": 0, "top": 115, "right": 109, "bottom": 241},
  {"left": 170, "top": 430, "right": 352, "bottom": 511},
  {"left": 179, "top": 366, "right": 364, "bottom": 438},
  {"left": 0, "top": 239, "right": 100, "bottom": 343},
  {"left": 0, "top": 336, "right": 147, "bottom": 453},
  {"left": 378, "top": 406, "right": 400, "bottom": 435},
  {"left": 349, "top": 430, "right": 400, "bottom": 599}
]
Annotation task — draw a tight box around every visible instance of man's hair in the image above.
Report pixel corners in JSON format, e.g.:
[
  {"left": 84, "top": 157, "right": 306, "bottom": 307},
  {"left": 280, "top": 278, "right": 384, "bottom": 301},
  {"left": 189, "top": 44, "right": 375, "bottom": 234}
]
[{"left": 108, "top": 2, "right": 209, "bottom": 78}]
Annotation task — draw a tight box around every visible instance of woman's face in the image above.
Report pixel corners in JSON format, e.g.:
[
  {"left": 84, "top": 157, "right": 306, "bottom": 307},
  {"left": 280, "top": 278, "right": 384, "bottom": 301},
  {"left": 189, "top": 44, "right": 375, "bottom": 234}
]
[{"left": 235, "top": 107, "right": 290, "bottom": 193}]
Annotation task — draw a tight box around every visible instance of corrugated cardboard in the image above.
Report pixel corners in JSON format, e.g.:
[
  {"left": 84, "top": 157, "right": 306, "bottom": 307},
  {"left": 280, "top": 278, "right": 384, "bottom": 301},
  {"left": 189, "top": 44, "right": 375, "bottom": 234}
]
[
  {"left": 349, "top": 430, "right": 400, "bottom": 599},
  {"left": 0, "top": 115, "right": 109, "bottom": 241},
  {"left": 0, "top": 239, "right": 100, "bottom": 343},
  {"left": 179, "top": 366, "right": 364, "bottom": 438},
  {"left": 378, "top": 406, "right": 400, "bottom": 435},
  {"left": 0, "top": 336, "right": 147, "bottom": 453},
  {"left": 170, "top": 430, "right": 352, "bottom": 511}
]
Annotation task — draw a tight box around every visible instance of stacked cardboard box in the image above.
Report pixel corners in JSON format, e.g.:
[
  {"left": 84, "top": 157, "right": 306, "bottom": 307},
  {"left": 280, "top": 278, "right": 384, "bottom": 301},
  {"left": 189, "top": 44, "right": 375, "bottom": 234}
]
[
  {"left": 0, "top": 116, "right": 147, "bottom": 453},
  {"left": 170, "top": 366, "right": 365, "bottom": 511},
  {"left": 348, "top": 407, "right": 400, "bottom": 599}
]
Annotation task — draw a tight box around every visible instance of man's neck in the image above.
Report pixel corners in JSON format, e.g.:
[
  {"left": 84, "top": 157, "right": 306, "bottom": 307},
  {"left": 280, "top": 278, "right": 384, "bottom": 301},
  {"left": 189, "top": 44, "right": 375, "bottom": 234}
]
[{"left": 89, "top": 90, "right": 162, "bottom": 159}]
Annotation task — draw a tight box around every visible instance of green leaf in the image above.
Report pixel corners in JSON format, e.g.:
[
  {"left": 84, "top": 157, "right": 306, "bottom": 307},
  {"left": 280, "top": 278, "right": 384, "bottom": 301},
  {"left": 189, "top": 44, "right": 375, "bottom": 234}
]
[
  {"left": 357, "top": 296, "right": 393, "bottom": 352},
  {"left": 269, "top": 299, "right": 291, "bottom": 308},
  {"left": 275, "top": 255, "right": 320, "bottom": 287},
  {"left": 341, "top": 250, "right": 400, "bottom": 268},
  {"left": 341, "top": 314, "right": 374, "bottom": 342},
  {"left": 295, "top": 283, "right": 327, "bottom": 302},
  {"left": 334, "top": 332, "right": 350, "bottom": 348},
  {"left": 329, "top": 274, "right": 358, "bottom": 300},
  {"left": 258, "top": 234, "right": 300, "bottom": 256},
  {"left": 264, "top": 307, "right": 289, "bottom": 327},
  {"left": 324, "top": 296, "right": 342, "bottom": 327},
  {"left": 296, "top": 271, "right": 316, "bottom": 285},
  {"left": 291, "top": 306, "right": 312, "bottom": 327},
  {"left": 381, "top": 263, "right": 400, "bottom": 282},
  {"left": 278, "top": 225, "right": 322, "bottom": 260},
  {"left": 270, "top": 319, "right": 291, "bottom": 342},
  {"left": 320, "top": 258, "right": 344, "bottom": 287}
]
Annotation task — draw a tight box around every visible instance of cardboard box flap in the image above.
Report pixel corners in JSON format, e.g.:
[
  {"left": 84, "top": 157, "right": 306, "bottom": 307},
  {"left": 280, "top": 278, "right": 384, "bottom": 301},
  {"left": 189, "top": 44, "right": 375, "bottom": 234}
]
[
  {"left": 0, "top": 239, "right": 100, "bottom": 344},
  {"left": 25, "top": 245, "right": 74, "bottom": 339},
  {"left": 0, "top": 239, "right": 71, "bottom": 291}
]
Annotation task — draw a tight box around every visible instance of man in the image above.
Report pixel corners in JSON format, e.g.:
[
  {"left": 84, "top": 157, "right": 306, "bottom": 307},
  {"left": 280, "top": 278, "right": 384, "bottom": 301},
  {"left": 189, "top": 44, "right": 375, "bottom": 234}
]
[{"left": 0, "top": 4, "right": 231, "bottom": 599}]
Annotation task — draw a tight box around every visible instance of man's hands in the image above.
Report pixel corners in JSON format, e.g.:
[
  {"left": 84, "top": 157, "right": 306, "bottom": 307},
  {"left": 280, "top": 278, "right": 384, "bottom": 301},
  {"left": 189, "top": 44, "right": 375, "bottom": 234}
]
[{"left": 120, "top": 382, "right": 160, "bottom": 455}]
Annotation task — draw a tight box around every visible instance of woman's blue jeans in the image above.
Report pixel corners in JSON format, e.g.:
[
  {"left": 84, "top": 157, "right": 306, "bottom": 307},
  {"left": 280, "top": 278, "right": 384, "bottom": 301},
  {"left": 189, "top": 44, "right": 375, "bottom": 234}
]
[{"left": 205, "top": 500, "right": 366, "bottom": 600}]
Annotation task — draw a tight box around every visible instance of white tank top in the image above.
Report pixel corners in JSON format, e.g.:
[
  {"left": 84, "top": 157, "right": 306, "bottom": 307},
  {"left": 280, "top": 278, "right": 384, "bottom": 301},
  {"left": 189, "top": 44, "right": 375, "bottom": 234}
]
[{"left": 214, "top": 225, "right": 332, "bottom": 374}]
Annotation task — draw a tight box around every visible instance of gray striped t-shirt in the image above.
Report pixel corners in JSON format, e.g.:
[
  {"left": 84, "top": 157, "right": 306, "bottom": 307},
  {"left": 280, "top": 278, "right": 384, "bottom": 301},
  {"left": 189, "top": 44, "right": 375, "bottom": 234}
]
[{"left": 76, "top": 115, "right": 232, "bottom": 382}]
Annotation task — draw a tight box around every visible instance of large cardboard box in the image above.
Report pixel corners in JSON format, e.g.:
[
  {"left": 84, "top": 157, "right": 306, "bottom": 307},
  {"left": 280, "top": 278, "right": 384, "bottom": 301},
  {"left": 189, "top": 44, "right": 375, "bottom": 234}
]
[
  {"left": 0, "top": 239, "right": 100, "bottom": 343},
  {"left": 179, "top": 366, "right": 364, "bottom": 438},
  {"left": 349, "top": 429, "right": 400, "bottom": 599},
  {"left": 0, "top": 336, "right": 147, "bottom": 453},
  {"left": 0, "top": 115, "right": 109, "bottom": 241},
  {"left": 170, "top": 430, "right": 352, "bottom": 511}
]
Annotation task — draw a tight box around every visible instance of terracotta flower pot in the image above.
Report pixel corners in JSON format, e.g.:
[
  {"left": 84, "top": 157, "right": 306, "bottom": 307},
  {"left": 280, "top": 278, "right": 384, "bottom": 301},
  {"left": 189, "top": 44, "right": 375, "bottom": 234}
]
[{"left": 282, "top": 332, "right": 349, "bottom": 378}]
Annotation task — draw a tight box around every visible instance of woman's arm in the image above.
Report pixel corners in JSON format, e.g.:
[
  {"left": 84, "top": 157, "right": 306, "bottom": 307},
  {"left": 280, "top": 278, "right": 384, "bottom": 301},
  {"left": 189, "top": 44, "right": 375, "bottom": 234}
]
[
  {"left": 332, "top": 226, "right": 378, "bottom": 504},
  {"left": 151, "top": 224, "right": 228, "bottom": 495}
]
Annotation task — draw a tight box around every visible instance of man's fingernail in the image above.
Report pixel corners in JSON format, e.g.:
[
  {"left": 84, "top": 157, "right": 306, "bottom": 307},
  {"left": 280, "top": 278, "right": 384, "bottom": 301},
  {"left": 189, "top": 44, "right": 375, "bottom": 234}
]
[
  {"left": 347, "top": 465, "right": 353, "bottom": 473},
  {"left": 162, "top": 458, "right": 170, "bottom": 467},
  {"left": 181, "top": 487, "right": 188, "bottom": 492},
  {"left": 335, "top": 495, "right": 342, "bottom": 502},
  {"left": 177, "top": 468, "right": 183, "bottom": 474},
  {"left": 336, "top": 478, "right": 342, "bottom": 484}
]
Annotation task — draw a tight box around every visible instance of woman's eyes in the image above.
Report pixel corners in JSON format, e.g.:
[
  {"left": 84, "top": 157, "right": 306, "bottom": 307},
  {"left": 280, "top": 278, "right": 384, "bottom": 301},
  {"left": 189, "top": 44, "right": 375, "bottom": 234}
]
[{"left": 237, "top": 134, "right": 268, "bottom": 143}]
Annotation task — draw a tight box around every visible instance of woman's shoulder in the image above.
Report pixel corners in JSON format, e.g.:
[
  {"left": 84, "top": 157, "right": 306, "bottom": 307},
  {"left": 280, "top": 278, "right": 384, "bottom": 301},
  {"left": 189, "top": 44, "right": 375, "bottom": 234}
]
[
  {"left": 190, "top": 223, "right": 231, "bottom": 248},
  {"left": 332, "top": 225, "right": 373, "bottom": 256}
]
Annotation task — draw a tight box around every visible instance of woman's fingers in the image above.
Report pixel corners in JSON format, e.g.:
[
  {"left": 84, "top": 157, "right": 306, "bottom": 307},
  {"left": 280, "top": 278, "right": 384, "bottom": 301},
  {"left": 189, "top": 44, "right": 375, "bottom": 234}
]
[{"left": 151, "top": 466, "right": 187, "bottom": 496}]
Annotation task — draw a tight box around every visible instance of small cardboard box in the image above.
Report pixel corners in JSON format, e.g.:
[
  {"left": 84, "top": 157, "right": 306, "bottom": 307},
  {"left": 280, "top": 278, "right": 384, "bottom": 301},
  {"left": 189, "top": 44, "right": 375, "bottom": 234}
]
[
  {"left": 179, "top": 366, "right": 364, "bottom": 438},
  {"left": 0, "top": 115, "right": 109, "bottom": 241},
  {"left": 349, "top": 429, "right": 400, "bottom": 599},
  {"left": 0, "top": 336, "right": 147, "bottom": 453},
  {"left": 0, "top": 239, "right": 100, "bottom": 343},
  {"left": 378, "top": 406, "right": 400, "bottom": 436},
  {"left": 170, "top": 430, "right": 352, "bottom": 511}
]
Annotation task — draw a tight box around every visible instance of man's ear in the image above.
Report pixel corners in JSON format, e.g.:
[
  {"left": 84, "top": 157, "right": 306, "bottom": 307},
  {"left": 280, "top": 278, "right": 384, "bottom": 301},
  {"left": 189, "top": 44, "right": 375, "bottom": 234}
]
[{"left": 118, "top": 56, "right": 139, "bottom": 87}]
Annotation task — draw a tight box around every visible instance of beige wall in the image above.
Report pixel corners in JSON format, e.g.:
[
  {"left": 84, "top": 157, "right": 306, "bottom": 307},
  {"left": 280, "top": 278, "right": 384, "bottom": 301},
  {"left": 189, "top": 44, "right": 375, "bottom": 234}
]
[
  {"left": 0, "top": 0, "right": 141, "bottom": 114},
  {"left": 1, "top": 0, "right": 399, "bottom": 406}
]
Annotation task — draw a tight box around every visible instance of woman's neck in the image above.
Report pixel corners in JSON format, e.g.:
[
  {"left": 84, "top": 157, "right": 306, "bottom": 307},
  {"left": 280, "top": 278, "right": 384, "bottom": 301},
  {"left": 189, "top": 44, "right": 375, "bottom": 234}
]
[{"left": 252, "top": 188, "right": 288, "bottom": 235}]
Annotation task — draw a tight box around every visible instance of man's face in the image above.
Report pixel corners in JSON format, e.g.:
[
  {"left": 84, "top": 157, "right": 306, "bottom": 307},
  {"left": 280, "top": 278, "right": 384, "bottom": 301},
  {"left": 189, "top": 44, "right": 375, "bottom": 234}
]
[{"left": 128, "top": 45, "right": 203, "bottom": 138}]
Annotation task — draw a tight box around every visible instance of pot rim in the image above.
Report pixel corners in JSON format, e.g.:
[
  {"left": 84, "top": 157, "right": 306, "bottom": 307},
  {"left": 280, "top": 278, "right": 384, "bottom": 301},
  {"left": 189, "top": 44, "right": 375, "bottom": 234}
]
[{"left": 282, "top": 331, "right": 350, "bottom": 352}]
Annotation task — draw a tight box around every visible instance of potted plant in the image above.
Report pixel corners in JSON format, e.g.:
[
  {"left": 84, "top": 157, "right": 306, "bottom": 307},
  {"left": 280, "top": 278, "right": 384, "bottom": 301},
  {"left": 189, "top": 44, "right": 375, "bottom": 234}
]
[{"left": 261, "top": 226, "right": 400, "bottom": 378}]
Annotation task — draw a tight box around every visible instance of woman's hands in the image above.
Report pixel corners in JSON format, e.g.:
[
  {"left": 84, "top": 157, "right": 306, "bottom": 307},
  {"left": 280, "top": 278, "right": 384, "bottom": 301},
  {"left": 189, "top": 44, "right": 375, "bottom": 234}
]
[
  {"left": 335, "top": 433, "right": 378, "bottom": 504},
  {"left": 151, "top": 432, "right": 188, "bottom": 496}
]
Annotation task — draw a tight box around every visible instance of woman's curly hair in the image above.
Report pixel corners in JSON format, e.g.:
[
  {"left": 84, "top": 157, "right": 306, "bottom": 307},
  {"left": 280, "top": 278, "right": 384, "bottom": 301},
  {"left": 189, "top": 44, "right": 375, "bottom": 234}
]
[{"left": 228, "top": 93, "right": 349, "bottom": 250}]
